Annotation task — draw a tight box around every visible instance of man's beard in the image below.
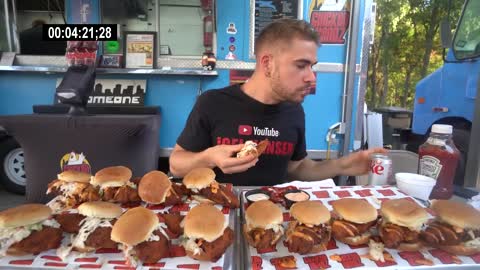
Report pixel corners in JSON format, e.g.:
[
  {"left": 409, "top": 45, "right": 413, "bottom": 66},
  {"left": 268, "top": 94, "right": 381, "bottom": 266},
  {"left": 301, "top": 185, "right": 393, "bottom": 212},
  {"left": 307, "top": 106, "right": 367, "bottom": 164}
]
[{"left": 270, "top": 76, "right": 305, "bottom": 104}]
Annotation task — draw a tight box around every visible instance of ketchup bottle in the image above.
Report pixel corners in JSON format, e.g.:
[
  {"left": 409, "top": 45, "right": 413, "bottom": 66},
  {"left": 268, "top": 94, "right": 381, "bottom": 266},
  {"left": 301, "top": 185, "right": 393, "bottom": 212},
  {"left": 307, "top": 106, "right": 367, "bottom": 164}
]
[{"left": 418, "top": 124, "right": 460, "bottom": 199}]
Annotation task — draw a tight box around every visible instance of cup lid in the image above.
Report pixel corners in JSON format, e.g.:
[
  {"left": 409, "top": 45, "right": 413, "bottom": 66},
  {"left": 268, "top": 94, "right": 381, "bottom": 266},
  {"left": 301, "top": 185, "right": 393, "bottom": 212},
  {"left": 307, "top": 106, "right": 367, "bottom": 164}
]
[{"left": 432, "top": 124, "right": 452, "bottom": 134}]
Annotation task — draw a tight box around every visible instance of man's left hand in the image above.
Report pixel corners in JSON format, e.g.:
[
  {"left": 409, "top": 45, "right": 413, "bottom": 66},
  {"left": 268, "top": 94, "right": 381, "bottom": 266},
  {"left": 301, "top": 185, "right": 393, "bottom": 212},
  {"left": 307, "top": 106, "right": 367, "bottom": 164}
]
[{"left": 337, "top": 148, "right": 388, "bottom": 176}]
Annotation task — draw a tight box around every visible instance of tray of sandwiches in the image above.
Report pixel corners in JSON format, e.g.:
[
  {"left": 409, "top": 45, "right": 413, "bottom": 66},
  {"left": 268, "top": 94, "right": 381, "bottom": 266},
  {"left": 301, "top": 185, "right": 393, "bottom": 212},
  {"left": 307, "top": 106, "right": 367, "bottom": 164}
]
[
  {"left": 239, "top": 183, "right": 480, "bottom": 270},
  {"left": 0, "top": 166, "right": 240, "bottom": 270}
]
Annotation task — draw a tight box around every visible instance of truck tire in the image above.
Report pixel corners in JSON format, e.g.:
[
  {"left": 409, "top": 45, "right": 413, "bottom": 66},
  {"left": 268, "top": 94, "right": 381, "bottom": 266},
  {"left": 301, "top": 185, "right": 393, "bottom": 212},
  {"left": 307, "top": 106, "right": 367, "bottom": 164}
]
[
  {"left": 0, "top": 138, "right": 26, "bottom": 194},
  {"left": 452, "top": 128, "right": 469, "bottom": 186}
]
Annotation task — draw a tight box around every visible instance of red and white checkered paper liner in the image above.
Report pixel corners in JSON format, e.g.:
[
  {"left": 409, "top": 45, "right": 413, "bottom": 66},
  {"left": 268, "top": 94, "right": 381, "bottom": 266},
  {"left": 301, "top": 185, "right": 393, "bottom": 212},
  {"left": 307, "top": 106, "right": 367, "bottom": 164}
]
[
  {"left": 242, "top": 185, "right": 480, "bottom": 270},
  {"left": 0, "top": 192, "right": 235, "bottom": 270}
]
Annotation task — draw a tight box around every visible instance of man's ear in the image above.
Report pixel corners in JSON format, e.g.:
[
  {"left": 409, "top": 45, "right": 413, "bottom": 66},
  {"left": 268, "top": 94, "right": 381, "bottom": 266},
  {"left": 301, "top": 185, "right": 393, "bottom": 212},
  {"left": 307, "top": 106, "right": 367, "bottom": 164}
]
[{"left": 259, "top": 53, "right": 273, "bottom": 77}]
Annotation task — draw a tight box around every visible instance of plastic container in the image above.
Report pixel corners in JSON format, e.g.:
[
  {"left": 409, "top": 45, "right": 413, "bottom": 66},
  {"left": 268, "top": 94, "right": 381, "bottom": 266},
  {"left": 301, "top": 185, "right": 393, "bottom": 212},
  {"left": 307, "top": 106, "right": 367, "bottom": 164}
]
[
  {"left": 418, "top": 124, "right": 460, "bottom": 199},
  {"left": 245, "top": 189, "right": 270, "bottom": 204},
  {"left": 283, "top": 190, "right": 310, "bottom": 209},
  {"left": 395, "top": 173, "right": 436, "bottom": 201}
]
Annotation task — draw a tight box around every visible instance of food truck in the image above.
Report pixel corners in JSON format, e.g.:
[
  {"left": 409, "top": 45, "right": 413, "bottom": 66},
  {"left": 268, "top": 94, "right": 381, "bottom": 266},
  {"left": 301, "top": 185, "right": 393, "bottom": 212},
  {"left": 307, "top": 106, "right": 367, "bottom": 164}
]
[{"left": 0, "top": 0, "right": 376, "bottom": 192}]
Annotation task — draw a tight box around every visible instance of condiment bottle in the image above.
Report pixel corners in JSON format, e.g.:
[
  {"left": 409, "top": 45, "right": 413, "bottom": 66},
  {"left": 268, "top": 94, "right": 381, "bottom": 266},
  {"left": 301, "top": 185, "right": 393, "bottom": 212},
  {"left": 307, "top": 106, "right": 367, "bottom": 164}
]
[{"left": 418, "top": 124, "right": 460, "bottom": 199}]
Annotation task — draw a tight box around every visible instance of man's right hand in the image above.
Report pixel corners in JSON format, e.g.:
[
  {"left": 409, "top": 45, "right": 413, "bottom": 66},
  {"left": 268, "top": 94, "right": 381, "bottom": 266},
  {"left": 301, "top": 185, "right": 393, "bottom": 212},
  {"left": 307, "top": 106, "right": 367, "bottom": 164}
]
[{"left": 206, "top": 144, "right": 258, "bottom": 174}]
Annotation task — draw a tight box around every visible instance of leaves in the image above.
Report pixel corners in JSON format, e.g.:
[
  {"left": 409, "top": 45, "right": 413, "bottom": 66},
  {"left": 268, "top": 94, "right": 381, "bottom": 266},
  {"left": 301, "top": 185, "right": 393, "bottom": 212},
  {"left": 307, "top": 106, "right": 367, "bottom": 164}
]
[{"left": 366, "top": 0, "right": 463, "bottom": 109}]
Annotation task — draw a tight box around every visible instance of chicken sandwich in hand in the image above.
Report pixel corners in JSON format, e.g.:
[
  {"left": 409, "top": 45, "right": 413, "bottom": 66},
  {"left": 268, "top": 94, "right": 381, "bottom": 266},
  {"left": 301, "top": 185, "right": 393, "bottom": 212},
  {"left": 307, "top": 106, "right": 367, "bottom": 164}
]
[
  {"left": 285, "top": 201, "right": 331, "bottom": 254},
  {"left": 378, "top": 198, "right": 428, "bottom": 251},
  {"left": 111, "top": 207, "right": 169, "bottom": 266},
  {"left": 181, "top": 204, "right": 234, "bottom": 261},
  {"left": 236, "top": 139, "right": 269, "bottom": 158},
  {"left": 183, "top": 168, "right": 239, "bottom": 208},
  {"left": 421, "top": 199, "right": 480, "bottom": 256},
  {"left": 47, "top": 170, "right": 99, "bottom": 211},
  {"left": 331, "top": 198, "right": 377, "bottom": 246},
  {"left": 244, "top": 200, "right": 284, "bottom": 250},
  {"left": 0, "top": 204, "right": 62, "bottom": 256},
  {"left": 90, "top": 166, "right": 140, "bottom": 203}
]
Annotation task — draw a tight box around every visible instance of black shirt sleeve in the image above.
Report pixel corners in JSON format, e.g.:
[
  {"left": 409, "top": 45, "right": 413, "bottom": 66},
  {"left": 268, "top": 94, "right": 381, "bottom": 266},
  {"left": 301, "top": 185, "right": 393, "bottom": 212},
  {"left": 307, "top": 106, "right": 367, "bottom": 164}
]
[
  {"left": 291, "top": 106, "right": 308, "bottom": 161},
  {"left": 176, "top": 94, "right": 212, "bottom": 152}
]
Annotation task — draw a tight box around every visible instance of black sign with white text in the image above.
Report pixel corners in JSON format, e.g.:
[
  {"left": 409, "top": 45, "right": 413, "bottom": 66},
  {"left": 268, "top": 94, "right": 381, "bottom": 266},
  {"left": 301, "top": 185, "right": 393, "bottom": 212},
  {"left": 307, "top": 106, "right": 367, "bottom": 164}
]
[{"left": 56, "top": 79, "right": 146, "bottom": 106}]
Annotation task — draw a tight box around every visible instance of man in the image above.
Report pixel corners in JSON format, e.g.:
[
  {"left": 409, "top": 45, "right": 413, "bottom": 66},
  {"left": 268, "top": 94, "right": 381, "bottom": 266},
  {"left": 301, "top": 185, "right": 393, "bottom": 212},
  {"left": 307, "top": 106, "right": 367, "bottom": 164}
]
[{"left": 169, "top": 19, "right": 385, "bottom": 186}]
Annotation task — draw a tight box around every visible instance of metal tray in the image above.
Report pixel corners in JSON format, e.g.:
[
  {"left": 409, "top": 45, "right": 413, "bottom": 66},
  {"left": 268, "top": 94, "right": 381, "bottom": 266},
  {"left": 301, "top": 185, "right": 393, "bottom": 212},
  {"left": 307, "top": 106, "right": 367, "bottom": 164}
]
[
  {"left": 0, "top": 192, "right": 240, "bottom": 270},
  {"left": 237, "top": 185, "right": 480, "bottom": 270}
]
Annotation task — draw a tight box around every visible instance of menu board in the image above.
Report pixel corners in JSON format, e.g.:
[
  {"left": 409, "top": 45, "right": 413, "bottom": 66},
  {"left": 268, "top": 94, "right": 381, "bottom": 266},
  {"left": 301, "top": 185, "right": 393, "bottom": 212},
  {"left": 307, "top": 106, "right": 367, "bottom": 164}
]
[
  {"left": 254, "top": 0, "right": 299, "bottom": 38},
  {"left": 250, "top": 0, "right": 300, "bottom": 58}
]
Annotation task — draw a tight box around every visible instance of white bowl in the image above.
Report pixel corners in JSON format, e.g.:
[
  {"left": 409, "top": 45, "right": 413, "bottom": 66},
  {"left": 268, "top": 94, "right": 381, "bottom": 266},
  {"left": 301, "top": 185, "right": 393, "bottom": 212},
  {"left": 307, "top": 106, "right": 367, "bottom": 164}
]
[{"left": 395, "top": 173, "right": 436, "bottom": 200}]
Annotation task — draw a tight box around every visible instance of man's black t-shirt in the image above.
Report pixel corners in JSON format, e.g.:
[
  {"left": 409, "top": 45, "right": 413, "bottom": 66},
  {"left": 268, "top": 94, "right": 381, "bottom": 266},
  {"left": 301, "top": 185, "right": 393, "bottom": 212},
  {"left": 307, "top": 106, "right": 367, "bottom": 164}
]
[{"left": 176, "top": 84, "right": 307, "bottom": 186}]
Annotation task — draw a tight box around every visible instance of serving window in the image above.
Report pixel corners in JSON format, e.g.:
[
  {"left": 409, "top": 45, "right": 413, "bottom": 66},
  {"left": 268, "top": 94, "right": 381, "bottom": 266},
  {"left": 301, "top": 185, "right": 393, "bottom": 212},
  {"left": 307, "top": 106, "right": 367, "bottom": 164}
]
[{"left": 101, "top": 0, "right": 215, "bottom": 58}]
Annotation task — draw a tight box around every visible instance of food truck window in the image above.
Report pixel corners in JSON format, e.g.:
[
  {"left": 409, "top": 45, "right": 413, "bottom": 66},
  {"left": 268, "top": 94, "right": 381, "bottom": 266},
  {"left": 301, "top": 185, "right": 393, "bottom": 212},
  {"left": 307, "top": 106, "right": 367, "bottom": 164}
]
[
  {"left": 158, "top": 0, "right": 207, "bottom": 56},
  {"left": 16, "top": 0, "right": 66, "bottom": 55},
  {"left": 102, "top": 0, "right": 213, "bottom": 57}
]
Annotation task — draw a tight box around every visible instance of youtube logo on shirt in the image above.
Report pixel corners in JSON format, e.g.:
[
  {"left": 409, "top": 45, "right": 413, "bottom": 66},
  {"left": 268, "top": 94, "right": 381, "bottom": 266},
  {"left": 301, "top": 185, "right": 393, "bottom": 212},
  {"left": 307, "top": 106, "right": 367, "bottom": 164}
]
[{"left": 238, "top": 125, "right": 252, "bottom": 135}]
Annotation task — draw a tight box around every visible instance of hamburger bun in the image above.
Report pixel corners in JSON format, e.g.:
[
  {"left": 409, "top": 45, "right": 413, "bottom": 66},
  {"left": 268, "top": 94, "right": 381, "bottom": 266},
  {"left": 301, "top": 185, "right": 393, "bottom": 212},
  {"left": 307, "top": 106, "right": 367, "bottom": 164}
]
[
  {"left": 290, "top": 201, "right": 330, "bottom": 226},
  {"left": 138, "top": 171, "right": 171, "bottom": 204},
  {"left": 184, "top": 204, "right": 227, "bottom": 242},
  {"left": 0, "top": 204, "right": 51, "bottom": 229},
  {"left": 245, "top": 200, "right": 283, "bottom": 229},
  {"left": 431, "top": 200, "right": 480, "bottom": 230},
  {"left": 183, "top": 168, "right": 215, "bottom": 190},
  {"left": 439, "top": 244, "right": 480, "bottom": 256},
  {"left": 57, "top": 170, "right": 91, "bottom": 183},
  {"left": 91, "top": 166, "right": 132, "bottom": 187},
  {"left": 380, "top": 198, "right": 428, "bottom": 230},
  {"left": 111, "top": 207, "right": 158, "bottom": 246},
  {"left": 78, "top": 201, "right": 123, "bottom": 219},
  {"left": 331, "top": 198, "right": 377, "bottom": 224}
]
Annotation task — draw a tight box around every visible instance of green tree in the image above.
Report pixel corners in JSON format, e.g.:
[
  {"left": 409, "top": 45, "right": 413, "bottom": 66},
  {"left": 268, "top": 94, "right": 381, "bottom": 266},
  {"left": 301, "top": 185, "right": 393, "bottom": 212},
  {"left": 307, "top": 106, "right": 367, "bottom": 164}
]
[{"left": 367, "top": 0, "right": 463, "bottom": 109}]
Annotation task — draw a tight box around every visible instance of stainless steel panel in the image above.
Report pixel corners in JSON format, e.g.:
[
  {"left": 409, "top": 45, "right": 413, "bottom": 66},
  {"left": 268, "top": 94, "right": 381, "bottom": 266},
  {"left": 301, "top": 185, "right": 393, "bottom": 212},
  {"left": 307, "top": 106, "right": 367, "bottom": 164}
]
[
  {"left": 8, "top": 55, "right": 361, "bottom": 74},
  {"left": 354, "top": 0, "right": 375, "bottom": 149},
  {"left": 0, "top": 65, "right": 218, "bottom": 76},
  {"left": 339, "top": 0, "right": 361, "bottom": 185}
]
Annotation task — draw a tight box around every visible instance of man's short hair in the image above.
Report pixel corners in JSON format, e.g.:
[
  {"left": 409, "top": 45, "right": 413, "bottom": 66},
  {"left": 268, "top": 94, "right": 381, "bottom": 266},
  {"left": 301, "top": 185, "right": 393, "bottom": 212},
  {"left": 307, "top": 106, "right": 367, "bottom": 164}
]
[{"left": 254, "top": 19, "right": 320, "bottom": 55}]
